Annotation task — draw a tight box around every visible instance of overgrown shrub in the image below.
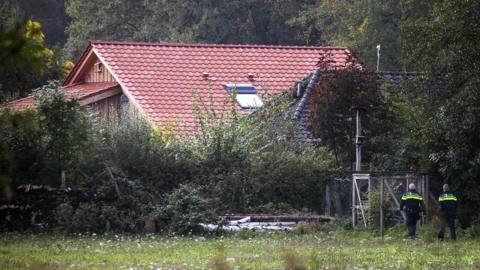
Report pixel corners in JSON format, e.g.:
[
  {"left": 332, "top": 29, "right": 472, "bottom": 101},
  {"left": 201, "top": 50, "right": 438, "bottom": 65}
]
[
  {"left": 97, "top": 112, "right": 197, "bottom": 192},
  {"left": 53, "top": 168, "right": 161, "bottom": 233},
  {"left": 0, "top": 82, "right": 95, "bottom": 187},
  {"left": 367, "top": 187, "right": 393, "bottom": 229},
  {"left": 0, "top": 108, "right": 41, "bottom": 188},
  {"left": 191, "top": 92, "right": 334, "bottom": 213},
  {"left": 54, "top": 202, "right": 74, "bottom": 230},
  {"left": 55, "top": 200, "right": 154, "bottom": 233},
  {"left": 55, "top": 202, "right": 105, "bottom": 233},
  {"left": 156, "top": 184, "right": 218, "bottom": 235},
  {"left": 3, "top": 83, "right": 336, "bottom": 233},
  {"left": 248, "top": 202, "right": 296, "bottom": 214},
  {"left": 35, "top": 81, "right": 96, "bottom": 186}
]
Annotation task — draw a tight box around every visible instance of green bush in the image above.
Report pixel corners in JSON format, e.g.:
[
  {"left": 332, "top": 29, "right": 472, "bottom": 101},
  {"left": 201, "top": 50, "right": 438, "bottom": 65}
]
[
  {"left": 5, "top": 84, "right": 336, "bottom": 233},
  {"left": 157, "top": 184, "right": 218, "bottom": 235},
  {"left": 55, "top": 201, "right": 154, "bottom": 233},
  {"left": 55, "top": 202, "right": 102, "bottom": 233},
  {"left": 53, "top": 202, "right": 74, "bottom": 230},
  {"left": 367, "top": 187, "right": 393, "bottom": 229},
  {"left": 71, "top": 203, "right": 102, "bottom": 232},
  {"left": 97, "top": 112, "right": 197, "bottom": 192},
  {"left": 461, "top": 225, "right": 480, "bottom": 239},
  {"left": 0, "top": 82, "right": 95, "bottom": 187},
  {"left": 191, "top": 92, "right": 334, "bottom": 213},
  {"left": 0, "top": 108, "right": 50, "bottom": 186},
  {"left": 248, "top": 202, "right": 296, "bottom": 214}
]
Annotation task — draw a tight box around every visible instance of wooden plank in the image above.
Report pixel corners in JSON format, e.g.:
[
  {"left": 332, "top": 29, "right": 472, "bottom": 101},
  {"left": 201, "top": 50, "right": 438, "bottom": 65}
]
[
  {"left": 83, "top": 60, "right": 116, "bottom": 83},
  {"left": 354, "top": 179, "right": 367, "bottom": 227},
  {"left": 80, "top": 87, "right": 122, "bottom": 106}
]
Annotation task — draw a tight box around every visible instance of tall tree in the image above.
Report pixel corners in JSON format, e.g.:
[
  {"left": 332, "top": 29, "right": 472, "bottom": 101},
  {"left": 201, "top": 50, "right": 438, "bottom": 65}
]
[
  {"left": 400, "top": 0, "right": 480, "bottom": 225},
  {"left": 0, "top": 1, "right": 60, "bottom": 102},
  {"left": 64, "top": 0, "right": 309, "bottom": 60},
  {"left": 309, "top": 58, "right": 399, "bottom": 171},
  {"left": 64, "top": 0, "right": 153, "bottom": 59},
  {"left": 15, "top": 0, "right": 69, "bottom": 46},
  {"left": 290, "top": 0, "right": 404, "bottom": 71}
]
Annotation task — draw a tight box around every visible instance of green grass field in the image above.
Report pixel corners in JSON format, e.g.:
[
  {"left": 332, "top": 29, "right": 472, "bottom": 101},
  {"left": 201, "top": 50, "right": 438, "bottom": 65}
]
[{"left": 1, "top": 227, "right": 479, "bottom": 270}]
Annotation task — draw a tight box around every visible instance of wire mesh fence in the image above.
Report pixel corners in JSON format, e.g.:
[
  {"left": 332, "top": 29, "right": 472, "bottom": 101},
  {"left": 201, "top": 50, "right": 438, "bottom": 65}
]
[{"left": 325, "top": 172, "right": 431, "bottom": 231}]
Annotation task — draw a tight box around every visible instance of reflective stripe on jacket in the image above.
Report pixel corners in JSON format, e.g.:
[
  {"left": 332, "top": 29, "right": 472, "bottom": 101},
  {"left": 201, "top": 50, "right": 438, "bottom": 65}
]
[
  {"left": 400, "top": 190, "right": 424, "bottom": 214},
  {"left": 439, "top": 192, "right": 457, "bottom": 217},
  {"left": 439, "top": 193, "right": 457, "bottom": 202}
]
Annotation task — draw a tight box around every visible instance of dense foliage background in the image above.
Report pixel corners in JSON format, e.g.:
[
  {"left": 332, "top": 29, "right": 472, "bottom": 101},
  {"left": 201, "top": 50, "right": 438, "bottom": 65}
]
[{"left": 1, "top": 0, "right": 480, "bottom": 231}]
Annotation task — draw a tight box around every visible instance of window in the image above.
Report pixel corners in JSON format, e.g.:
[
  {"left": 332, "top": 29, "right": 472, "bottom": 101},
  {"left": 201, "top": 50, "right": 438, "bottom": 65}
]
[
  {"left": 94, "top": 62, "right": 103, "bottom": 73},
  {"left": 223, "top": 83, "right": 263, "bottom": 109}
]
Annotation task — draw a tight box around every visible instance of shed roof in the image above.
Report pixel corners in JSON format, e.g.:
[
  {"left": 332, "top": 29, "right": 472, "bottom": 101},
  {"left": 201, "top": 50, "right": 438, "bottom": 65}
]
[{"left": 0, "top": 82, "right": 119, "bottom": 110}]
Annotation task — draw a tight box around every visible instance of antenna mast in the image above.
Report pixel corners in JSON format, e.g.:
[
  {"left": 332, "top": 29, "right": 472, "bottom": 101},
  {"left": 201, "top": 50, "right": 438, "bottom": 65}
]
[{"left": 352, "top": 106, "right": 366, "bottom": 172}]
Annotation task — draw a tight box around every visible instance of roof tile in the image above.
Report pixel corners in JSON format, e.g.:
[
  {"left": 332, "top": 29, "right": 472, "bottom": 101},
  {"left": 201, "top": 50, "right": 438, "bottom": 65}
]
[{"left": 76, "top": 41, "right": 353, "bottom": 133}]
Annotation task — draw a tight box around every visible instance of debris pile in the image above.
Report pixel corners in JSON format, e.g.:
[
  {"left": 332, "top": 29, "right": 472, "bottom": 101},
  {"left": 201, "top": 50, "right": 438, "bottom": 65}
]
[{"left": 201, "top": 214, "right": 331, "bottom": 232}]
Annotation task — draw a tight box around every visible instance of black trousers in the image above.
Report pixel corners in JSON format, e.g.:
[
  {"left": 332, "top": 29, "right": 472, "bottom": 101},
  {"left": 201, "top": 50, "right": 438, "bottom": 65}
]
[
  {"left": 438, "top": 216, "right": 456, "bottom": 240},
  {"left": 406, "top": 212, "right": 419, "bottom": 238}
]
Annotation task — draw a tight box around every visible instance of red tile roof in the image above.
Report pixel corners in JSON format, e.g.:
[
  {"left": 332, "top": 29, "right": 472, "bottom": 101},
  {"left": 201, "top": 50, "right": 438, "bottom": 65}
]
[
  {"left": 0, "top": 82, "right": 119, "bottom": 110},
  {"left": 86, "top": 41, "right": 353, "bottom": 133}
]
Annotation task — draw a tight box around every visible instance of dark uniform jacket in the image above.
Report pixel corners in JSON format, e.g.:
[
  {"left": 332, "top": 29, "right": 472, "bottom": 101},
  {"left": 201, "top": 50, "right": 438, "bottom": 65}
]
[
  {"left": 439, "top": 192, "right": 458, "bottom": 217},
  {"left": 400, "top": 190, "right": 425, "bottom": 214}
]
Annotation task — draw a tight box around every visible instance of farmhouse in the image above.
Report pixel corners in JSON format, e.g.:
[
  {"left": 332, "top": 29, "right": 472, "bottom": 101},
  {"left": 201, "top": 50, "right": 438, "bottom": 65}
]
[{"left": 1, "top": 41, "right": 354, "bottom": 134}]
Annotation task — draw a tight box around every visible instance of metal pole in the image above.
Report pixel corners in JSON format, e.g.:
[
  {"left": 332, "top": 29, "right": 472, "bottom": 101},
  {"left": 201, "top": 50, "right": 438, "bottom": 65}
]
[
  {"left": 352, "top": 177, "right": 356, "bottom": 227},
  {"left": 376, "top": 44, "right": 381, "bottom": 72},
  {"left": 353, "top": 107, "right": 364, "bottom": 228},
  {"left": 380, "top": 176, "right": 384, "bottom": 238},
  {"left": 355, "top": 110, "right": 362, "bottom": 172},
  {"left": 353, "top": 110, "right": 360, "bottom": 227}
]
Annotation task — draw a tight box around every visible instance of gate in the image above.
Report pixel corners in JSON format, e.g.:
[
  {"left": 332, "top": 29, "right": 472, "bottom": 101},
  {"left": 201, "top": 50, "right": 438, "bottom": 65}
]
[{"left": 325, "top": 172, "right": 431, "bottom": 234}]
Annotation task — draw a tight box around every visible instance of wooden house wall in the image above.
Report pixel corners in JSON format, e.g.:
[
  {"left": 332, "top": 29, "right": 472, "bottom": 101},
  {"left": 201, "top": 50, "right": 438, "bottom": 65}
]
[
  {"left": 89, "top": 94, "right": 122, "bottom": 120},
  {"left": 84, "top": 61, "right": 115, "bottom": 83}
]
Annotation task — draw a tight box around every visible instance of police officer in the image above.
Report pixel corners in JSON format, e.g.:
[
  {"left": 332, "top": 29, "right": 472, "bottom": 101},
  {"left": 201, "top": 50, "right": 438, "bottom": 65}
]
[
  {"left": 400, "top": 183, "right": 425, "bottom": 239},
  {"left": 438, "top": 184, "right": 457, "bottom": 241}
]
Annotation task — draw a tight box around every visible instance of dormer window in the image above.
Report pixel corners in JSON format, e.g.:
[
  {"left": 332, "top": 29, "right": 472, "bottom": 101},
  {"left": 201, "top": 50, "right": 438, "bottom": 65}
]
[{"left": 223, "top": 83, "right": 263, "bottom": 109}]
